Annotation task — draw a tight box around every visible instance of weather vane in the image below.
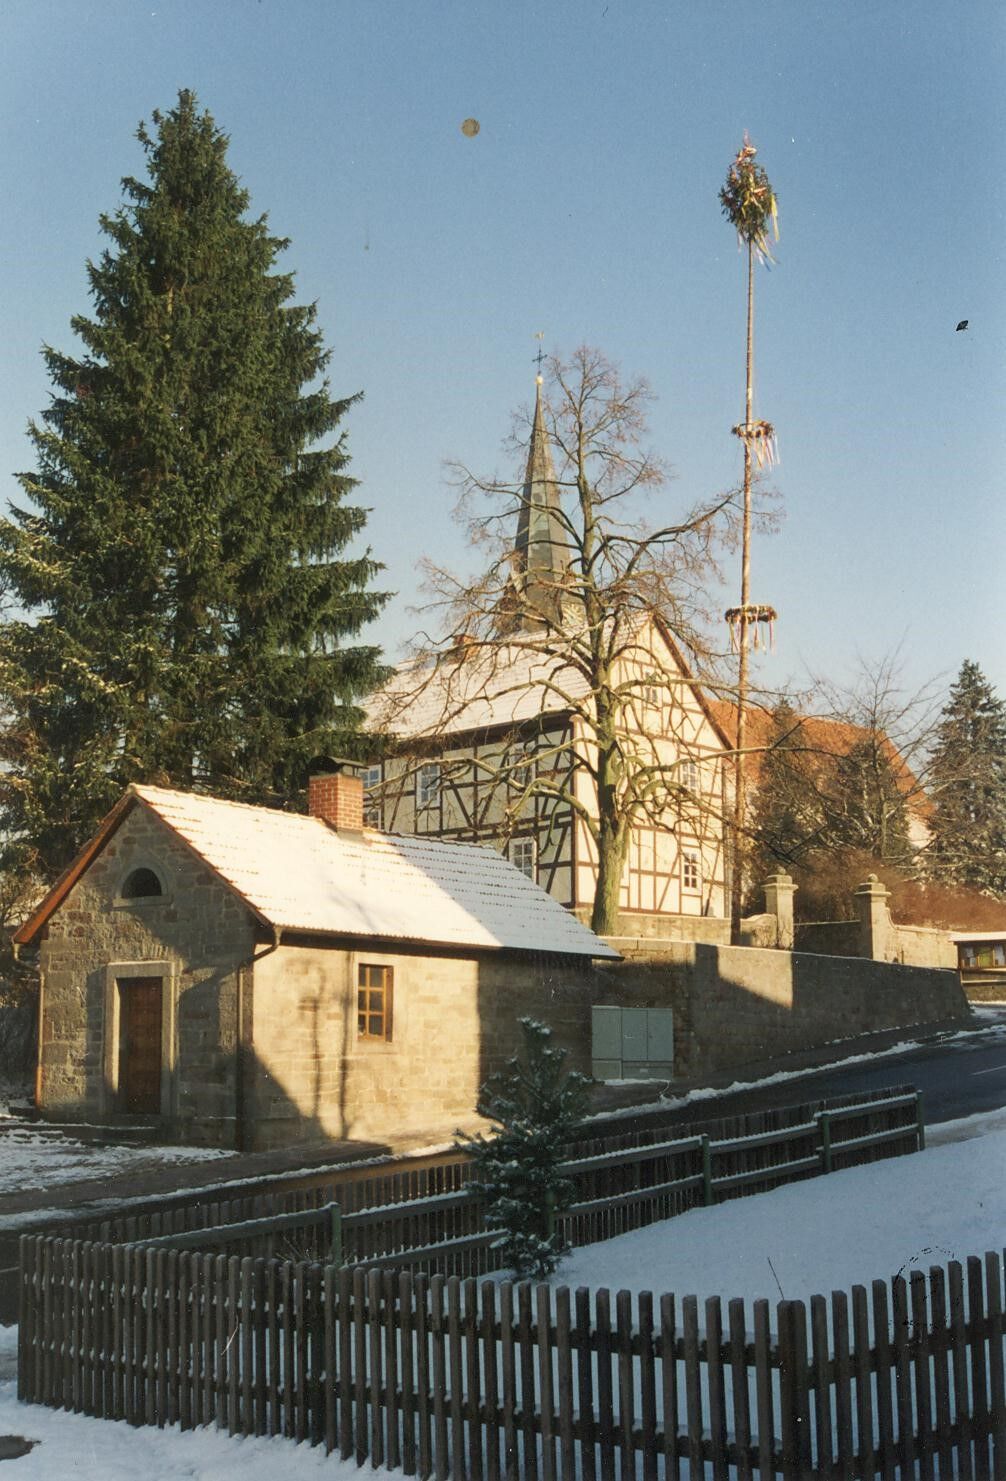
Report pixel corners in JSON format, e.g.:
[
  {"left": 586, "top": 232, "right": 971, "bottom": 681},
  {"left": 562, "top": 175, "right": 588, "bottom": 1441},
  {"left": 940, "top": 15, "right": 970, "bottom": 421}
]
[{"left": 533, "top": 331, "right": 545, "bottom": 382}]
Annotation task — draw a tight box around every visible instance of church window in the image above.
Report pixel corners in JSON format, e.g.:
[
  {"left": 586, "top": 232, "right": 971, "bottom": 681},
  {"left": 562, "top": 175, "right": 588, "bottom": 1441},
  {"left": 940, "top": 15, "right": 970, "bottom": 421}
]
[
  {"left": 416, "top": 763, "right": 441, "bottom": 808},
  {"left": 362, "top": 764, "right": 382, "bottom": 827},
  {"left": 358, "top": 964, "right": 393, "bottom": 1041},
  {"left": 682, "top": 851, "right": 701, "bottom": 892},
  {"left": 509, "top": 837, "right": 537, "bottom": 880},
  {"left": 507, "top": 742, "right": 535, "bottom": 793}
]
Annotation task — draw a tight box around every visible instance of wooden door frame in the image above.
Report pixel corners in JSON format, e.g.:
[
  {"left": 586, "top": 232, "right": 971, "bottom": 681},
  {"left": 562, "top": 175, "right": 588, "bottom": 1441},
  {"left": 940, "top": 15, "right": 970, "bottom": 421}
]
[{"left": 102, "top": 961, "right": 178, "bottom": 1121}]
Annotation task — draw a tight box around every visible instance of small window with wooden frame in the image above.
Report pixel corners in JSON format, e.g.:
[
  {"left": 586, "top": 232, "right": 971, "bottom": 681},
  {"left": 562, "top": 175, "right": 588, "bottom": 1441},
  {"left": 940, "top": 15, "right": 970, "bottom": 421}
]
[
  {"left": 357, "top": 963, "right": 393, "bottom": 1041},
  {"left": 362, "top": 764, "right": 382, "bottom": 827},
  {"left": 416, "top": 762, "right": 441, "bottom": 809}
]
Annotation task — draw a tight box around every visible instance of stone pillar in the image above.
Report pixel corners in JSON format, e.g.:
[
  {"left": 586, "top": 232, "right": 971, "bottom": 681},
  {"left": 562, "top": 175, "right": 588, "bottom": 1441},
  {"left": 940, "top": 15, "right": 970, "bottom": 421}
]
[
  {"left": 763, "top": 873, "right": 796, "bottom": 949},
  {"left": 854, "top": 874, "right": 897, "bottom": 961}
]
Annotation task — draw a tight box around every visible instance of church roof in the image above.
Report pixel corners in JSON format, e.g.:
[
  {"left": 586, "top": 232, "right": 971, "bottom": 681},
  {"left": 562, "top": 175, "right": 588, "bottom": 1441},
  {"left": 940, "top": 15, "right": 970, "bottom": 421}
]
[
  {"left": 15, "top": 784, "right": 618, "bottom": 958},
  {"left": 513, "top": 380, "right": 572, "bottom": 589},
  {"left": 370, "top": 613, "right": 733, "bottom": 748},
  {"left": 369, "top": 643, "right": 593, "bottom": 739}
]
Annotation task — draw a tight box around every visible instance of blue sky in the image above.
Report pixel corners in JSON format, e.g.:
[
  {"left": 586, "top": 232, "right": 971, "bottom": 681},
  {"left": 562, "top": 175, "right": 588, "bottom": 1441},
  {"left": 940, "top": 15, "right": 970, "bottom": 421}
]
[{"left": 1, "top": 1, "right": 1003, "bottom": 710}]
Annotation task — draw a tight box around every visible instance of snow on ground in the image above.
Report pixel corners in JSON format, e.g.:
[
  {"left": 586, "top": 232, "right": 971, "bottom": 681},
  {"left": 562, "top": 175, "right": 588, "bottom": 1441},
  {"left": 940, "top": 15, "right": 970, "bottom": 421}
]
[
  {"left": 557, "top": 1111, "right": 1006, "bottom": 1308},
  {"left": 583, "top": 1011, "right": 1006, "bottom": 1122},
  {"left": 0, "top": 1331, "right": 364, "bottom": 1478},
  {"left": 0, "top": 1127, "right": 230, "bottom": 1196},
  {"left": 0, "top": 1084, "right": 31, "bottom": 1120},
  {"left": 0, "top": 1108, "right": 1004, "bottom": 1475}
]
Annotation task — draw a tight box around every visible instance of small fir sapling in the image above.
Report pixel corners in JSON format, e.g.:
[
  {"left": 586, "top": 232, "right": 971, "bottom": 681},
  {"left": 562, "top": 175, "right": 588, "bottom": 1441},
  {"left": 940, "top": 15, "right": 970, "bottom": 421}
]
[{"left": 455, "top": 1017, "right": 588, "bottom": 1279}]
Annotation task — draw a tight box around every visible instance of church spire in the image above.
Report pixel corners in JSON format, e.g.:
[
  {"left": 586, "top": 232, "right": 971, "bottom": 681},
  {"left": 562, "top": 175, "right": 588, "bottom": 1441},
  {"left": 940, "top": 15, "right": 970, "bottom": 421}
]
[{"left": 512, "top": 373, "right": 572, "bottom": 626}]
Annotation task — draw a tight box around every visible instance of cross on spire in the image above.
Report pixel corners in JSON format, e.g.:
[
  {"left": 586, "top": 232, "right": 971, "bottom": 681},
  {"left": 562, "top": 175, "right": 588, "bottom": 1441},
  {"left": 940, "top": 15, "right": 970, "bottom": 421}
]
[{"left": 533, "top": 331, "right": 545, "bottom": 382}]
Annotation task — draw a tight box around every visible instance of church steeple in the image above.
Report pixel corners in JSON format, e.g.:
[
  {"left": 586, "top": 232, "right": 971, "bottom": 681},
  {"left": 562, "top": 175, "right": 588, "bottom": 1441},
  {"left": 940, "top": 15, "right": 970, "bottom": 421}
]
[{"left": 511, "top": 376, "right": 572, "bottom": 626}]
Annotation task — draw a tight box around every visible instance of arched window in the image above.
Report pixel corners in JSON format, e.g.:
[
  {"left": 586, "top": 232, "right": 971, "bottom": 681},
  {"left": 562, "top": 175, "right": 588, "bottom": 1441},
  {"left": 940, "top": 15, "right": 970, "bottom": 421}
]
[{"left": 120, "top": 867, "right": 163, "bottom": 900}]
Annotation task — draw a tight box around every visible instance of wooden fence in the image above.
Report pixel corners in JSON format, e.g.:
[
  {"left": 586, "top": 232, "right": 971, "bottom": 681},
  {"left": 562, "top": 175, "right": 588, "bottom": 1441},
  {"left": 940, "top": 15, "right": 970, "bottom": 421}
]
[
  {"left": 50, "top": 1086, "right": 923, "bottom": 1279},
  {"left": 19, "top": 1236, "right": 1006, "bottom": 1478}
]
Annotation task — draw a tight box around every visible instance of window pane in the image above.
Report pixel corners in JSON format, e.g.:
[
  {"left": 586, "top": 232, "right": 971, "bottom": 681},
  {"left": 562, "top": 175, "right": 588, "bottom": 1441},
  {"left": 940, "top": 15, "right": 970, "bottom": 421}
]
[{"left": 357, "top": 964, "right": 393, "bottom": 1039}]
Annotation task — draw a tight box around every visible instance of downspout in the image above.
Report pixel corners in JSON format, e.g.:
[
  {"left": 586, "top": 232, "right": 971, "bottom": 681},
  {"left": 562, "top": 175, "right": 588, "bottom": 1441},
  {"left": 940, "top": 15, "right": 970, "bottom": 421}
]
[{"left": 235, "top": 923, "right": 282, "bottom": 1153}]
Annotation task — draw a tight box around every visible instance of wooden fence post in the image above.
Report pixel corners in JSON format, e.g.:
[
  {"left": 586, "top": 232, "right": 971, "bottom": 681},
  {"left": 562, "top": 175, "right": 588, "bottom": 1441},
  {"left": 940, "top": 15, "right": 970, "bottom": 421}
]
[
  {"left": 777, "top": 1300, "right": 804, "bottom": 1481},
  {"left": 17, "top": 1236, "right": 33, "bottom": 1404},
  {"left": 986, "top": 1251, "right": 1006, "bottom": 1479},
  {"left": 915, "top": 1092, "right": 926, "bottom": 1152},
  {"left": 818, "top": 1111, "right": 832, "bottom": 1175},
  {"left": 701, "top": 1137, "right": 713, "bottom": 1206},
  {"left": 329, "top": 1204, "right": 343, "bottom": 1267}
]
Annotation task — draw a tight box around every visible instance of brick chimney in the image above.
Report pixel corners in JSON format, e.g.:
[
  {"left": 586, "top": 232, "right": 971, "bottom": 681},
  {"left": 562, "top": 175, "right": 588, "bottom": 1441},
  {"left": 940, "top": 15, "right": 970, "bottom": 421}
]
[{"left": 308, "top": 767, "right": 364, "bottom": 832}]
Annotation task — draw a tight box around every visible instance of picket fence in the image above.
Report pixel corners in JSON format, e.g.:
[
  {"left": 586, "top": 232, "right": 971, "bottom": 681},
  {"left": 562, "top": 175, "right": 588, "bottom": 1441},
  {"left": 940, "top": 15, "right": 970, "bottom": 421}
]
[
  {"left": 18, "top": 1237, "right": 1006, "bottom": 1479},
  {"left": 14, "top": 1084, "right": 940, "bottom": 1476}
]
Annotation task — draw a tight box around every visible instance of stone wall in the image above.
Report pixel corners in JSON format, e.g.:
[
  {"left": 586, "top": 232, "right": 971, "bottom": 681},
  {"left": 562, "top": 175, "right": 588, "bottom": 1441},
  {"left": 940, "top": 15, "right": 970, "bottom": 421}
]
[
  {"left": 37, "top": 803, "right": 255, "bottom": 1145},
  {"left": 892, "top": 925, "right": 957, "bottom": 970},
  {"left": 794, "top": 921, "right": 860, "bottom": 957},
  {"left": 794, "top": 877, "right": 958, "bottom": 970},
  {"left": 249, "top": 939, "right": 970, "bottom": 1148},
  {"left": 248, "top": 941, "right": 609, "bottom": 1149},
  {"left": 599, "top": 942, "right": 968, "bottom": 1080},
  {"left": 573, "top": 909, "right": 730, "bottom": 945}
]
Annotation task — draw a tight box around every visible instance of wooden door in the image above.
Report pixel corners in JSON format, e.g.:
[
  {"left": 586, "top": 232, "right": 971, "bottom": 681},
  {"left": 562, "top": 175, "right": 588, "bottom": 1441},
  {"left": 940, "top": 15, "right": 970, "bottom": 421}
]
[{"left": 118, "top": 978, "right": 162, "bottom": 1114}]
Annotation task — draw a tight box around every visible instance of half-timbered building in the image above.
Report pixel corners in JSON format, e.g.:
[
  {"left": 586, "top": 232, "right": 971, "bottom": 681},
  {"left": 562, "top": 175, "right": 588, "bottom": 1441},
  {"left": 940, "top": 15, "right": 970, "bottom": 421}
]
[{"left": 366, "top": 382, "right": 733, "bottom": 936}]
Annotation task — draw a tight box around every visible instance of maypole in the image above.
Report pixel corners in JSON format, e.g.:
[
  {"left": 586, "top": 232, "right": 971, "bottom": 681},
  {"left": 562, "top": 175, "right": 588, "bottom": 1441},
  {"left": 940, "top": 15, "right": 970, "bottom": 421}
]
[{"left": 720, "top": 135, "right": 779, "bottom": 940}]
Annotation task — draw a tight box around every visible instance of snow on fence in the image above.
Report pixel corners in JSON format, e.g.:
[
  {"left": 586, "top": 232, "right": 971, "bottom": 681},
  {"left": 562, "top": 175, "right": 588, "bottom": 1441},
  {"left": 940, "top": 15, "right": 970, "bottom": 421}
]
[
  {"left": 17, "top": 1240, "right": 1006, "bottom": 1478},
  {"left": 43, "top": 1086, "right": 924, "bottom": 1280}
]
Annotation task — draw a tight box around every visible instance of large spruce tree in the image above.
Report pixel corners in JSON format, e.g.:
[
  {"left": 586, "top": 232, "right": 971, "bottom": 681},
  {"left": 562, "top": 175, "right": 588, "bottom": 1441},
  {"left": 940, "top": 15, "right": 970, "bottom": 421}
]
[
  {"left": 0, "top": 91, "right": 388, "bottom": 883},
  {"left": 927, "top": 660, "right": 1006, "bottom": 893}
]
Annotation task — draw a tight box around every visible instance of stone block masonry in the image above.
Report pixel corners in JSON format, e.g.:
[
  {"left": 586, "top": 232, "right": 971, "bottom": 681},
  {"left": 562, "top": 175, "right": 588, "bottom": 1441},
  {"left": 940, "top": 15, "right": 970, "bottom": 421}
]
[
  {"left": 36, "top": 804, "right": 255, "bottom": 1143},
  {"left": 31, "top": 801, "right": 972, "bottom": 1155},
  {"left": 590, "top": 942, "right": 970, "bottom": 1081}
]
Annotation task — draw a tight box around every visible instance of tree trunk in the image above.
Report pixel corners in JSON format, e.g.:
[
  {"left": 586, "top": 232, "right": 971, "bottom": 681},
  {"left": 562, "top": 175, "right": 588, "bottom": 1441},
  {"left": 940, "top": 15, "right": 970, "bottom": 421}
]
[{"left": 591, "top": 810, "right": 629, "bottom": 936}]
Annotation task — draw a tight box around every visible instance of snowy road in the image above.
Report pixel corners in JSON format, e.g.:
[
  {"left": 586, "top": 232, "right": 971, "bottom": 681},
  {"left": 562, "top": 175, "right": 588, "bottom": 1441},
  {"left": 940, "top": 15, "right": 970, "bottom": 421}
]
[{"left": 624, "top": 1007, "right": 1006, "bottom": 1131}]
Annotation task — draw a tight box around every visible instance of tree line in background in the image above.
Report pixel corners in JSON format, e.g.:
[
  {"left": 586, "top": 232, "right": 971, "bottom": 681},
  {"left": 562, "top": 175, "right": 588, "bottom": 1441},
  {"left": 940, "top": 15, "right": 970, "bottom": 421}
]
[{"left": 747, "top": 657, "right": 1006, "bottom": 925}]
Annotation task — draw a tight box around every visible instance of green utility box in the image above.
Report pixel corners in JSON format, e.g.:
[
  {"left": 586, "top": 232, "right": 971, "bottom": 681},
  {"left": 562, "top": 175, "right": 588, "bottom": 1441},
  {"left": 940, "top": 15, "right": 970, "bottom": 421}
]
[{"left": 591, "top": 1005, "right": 674, "bottom": 1081}]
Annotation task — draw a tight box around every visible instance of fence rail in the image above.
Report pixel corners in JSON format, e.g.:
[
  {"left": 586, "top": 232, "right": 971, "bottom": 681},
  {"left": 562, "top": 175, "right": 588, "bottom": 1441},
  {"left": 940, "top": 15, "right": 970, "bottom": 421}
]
[
  {"left": 51, "top": 1086, "right": 923, "bottom": 1282},
  {"left": 18, "top": 1235, "right": 1006, "bottom": 1478}
]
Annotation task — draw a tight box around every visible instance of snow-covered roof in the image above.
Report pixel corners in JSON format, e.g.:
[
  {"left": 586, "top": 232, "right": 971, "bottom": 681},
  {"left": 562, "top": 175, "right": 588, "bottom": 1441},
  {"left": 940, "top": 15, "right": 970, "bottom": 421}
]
[
  {"left": 368, "top": 644, "right": 593, "bottom": 739},
  {"left": 367, "top": 612, "right": 728, "bottom": 748},
  {"left": 40, "top": 784, "right": 614, "bottom": 959}
]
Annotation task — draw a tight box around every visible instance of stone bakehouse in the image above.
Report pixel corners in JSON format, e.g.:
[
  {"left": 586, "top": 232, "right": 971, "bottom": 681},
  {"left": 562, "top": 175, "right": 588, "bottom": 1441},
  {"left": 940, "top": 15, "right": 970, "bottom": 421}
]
[{"left": 15, "top": 772, "right": 617, "bottom": 1152}]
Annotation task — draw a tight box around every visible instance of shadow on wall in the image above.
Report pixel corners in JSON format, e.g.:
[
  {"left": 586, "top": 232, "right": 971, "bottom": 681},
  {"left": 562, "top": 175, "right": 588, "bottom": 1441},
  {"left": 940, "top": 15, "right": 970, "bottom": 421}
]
[
  {"left": 474, "top": 951, "right": 640, "bottom": 1098},
  {"left": 614, "top": 942, "right": 969, "bottom": 1083},
  {"left": 0, "top": 972, "right": 37, "bottom": 1096},
  {"left": 241, "top": 1037, "right": 393, "bottom": 1157},
  {"left": 466, "top": 940, "right": 970, "bottom": 1105}
]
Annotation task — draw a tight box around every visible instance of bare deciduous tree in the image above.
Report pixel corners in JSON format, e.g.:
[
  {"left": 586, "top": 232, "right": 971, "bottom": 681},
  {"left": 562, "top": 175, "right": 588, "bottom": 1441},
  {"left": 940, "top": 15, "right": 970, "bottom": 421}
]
[
  {"left": 744, "top": 652, "right": 943, "bottom": 917},
  {"left": 375, "top": 347, "right": 741, "bottom": 935}
]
